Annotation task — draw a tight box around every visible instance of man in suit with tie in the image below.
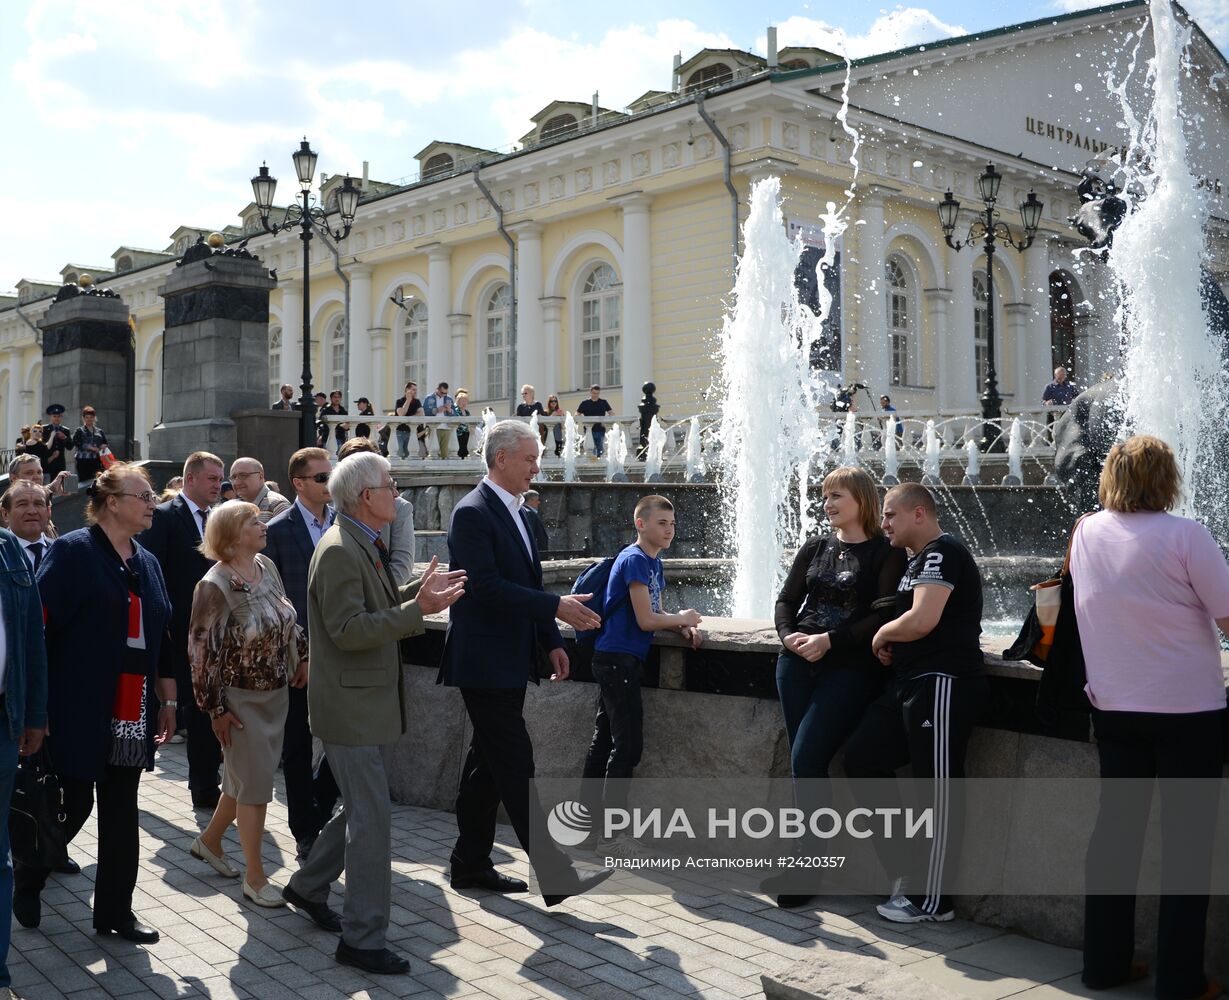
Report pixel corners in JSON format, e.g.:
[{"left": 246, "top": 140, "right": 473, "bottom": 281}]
[
  {"left": 439, "top": 420, "right": 610, "bottom": 905},
  {"left": 2, "top": 482, "right": 55, "bottom": 573},
  {"left": 265, "top": 446, "right": 339, "bottom": 860},
  {"left": 283, "top": 452, "right": 465, "bottom": 976},
  {"left": 137, "top": 451, "right": 224, "bottom": 809}
]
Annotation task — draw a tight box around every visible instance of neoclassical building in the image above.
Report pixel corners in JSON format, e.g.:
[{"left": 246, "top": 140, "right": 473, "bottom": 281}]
[{"left": 1, "top": 0, "right": 1225, "bottom": 456}]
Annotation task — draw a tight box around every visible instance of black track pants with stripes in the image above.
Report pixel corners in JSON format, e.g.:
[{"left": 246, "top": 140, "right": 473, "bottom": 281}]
[{"left": 843, "top": 673, "right": 989, "bottom": 913}]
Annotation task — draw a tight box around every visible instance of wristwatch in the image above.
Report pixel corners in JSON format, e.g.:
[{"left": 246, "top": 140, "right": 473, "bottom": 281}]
[{"left": 162, "top": 699, "right": 178, "bottom": 709}]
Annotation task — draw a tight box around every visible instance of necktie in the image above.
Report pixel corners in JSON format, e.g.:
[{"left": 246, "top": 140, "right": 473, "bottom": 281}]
[
  {"left": 198, "top": 508, "right": 208, "bottom": 537},
  {"left": 374, "top": 537, "right": 398, "bottom": 591},
  {"left": 29, "top": 541, "right": 43, "bottom": 573}
]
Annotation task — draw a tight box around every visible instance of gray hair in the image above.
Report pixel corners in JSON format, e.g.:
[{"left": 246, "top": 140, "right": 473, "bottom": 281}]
[
  {"left": 483, "top": 419, "right": 538, "bottom": 468},
  {"left": 329, "top": 452, "right": 389, "bottom": 514},
  {"left": 7, "top": 453, "right": 41, "bottom": 478}
]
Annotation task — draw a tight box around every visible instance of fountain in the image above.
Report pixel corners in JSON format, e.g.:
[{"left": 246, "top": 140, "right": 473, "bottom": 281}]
[
  {"left": 684, "top": 416, "right": 705, "bottom": 483},
  {"left": 477, "top": 407, "right": 498, "bottom": 461},
  {"left": 881, "top": 417, "right": 900, "bottom": 485},
  {"left": 605, "top": 423, "right": 628, "bottom": 482},
  {"left": 921, "top": 420, "right": 942, "bottom": 485},
  {"left": 962, "top": 438, "right": 981, "bottom": 486},
  {"left": 527, "top": 411, "right": 544, "bottom": 463},
  {"left": 561, "top": 412, "right": 578, "bottom": 483},
  {"left": 840, "top": 411, "right": 860, "bottom": 468},
  {"left": 643, "top": 416, "right": 667, "bottom": 483},
  {"left": 1002, "top": 418, "right": 1024, "bottom": 486}
]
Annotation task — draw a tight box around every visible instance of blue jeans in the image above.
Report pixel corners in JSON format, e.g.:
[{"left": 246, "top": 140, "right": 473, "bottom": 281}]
[
  {"left": 591, "top": 428, "right": 606, "bottom": 458},
  {"left": 395, "top": 428, "right": 410, "bottom": 460},
  {"left": 0, "top": 726, "right": 20, "bottom": 988},
  {"left": 582, "top": 652, "right": 644, "bottom": 818}
]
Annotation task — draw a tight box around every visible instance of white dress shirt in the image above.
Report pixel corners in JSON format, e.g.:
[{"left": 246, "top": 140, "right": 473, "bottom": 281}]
[
  {"left": 19, "top": 534, "right": 53, "bottom": 573},
  {"left": 482, "top": 476, "right": 533, "bottom": 557},
  {"left": 183, "top": 495, "right": 208, "bottom": 539}
]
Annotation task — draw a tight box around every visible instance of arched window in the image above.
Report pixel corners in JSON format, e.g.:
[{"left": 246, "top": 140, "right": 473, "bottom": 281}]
[
  {"left": 886, "top": 257, "right": 914, "bottom": 386},
  {"left": 780, "top": 58, "right": 810, "bottom": 70},
  {"left": 685, "top": 63, "right": 733, "bottom": 92},
  {"left": 116, "top": 256, "right": 133, "bottom": 273},
  {"left": 484, "top": 284, "right": 512, "bottom": 400},
  {"left": 541, "top": 115, "right": 578, "bottom": 140},
  {"left": 973, "top": 272, "right": 990, "bottom": 391},
  {"left": 1050, "top": 271, "right": 1077, "bottom": 376},
  {"left": 326, "top": 316, "right": 346, "bottom": 395},
  {"left": 402, "top": 300, "right": 427, "bottom": 390},
  {"left": 580, "top": 264, "right": 621, "bottom": 387},
  {"left": 268, "top": 328, "right": 282, "bottom": 401},
  {"left": 423, "top": 152, "right": 454, "bottom": 178}
]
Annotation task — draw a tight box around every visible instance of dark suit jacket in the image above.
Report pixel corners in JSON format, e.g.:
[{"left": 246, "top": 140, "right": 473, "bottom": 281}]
[
  {"left": 136, "top": 494, "right": 211, "bottom": 676},
  {"left": 264, "top": 502, "right": 319, "bottom": 629},
  {"left": 523, "top": 506, "right": 549, "bottom": 552},
  {"left": 438, "top": 482, "right": 561, "bottom": 689}
]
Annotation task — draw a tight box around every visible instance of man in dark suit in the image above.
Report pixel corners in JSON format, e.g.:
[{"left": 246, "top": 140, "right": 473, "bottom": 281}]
[
  {"left": 522, "top": 490, "right": 549, "bottom": 552},
  {"left": 265, "top": 446, "right": 339, "bottom": 859},
  {"left": 137, "top": 450, "right": 224, "bottom": 809},
  {"left": 272, "top": 384, "right": 298, "bottom": 410},
  {"left": 439, "top": 420, "right": 610, "bottom": 905}
]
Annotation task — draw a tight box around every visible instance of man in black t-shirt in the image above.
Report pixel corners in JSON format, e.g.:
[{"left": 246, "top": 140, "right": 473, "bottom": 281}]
[
  {"left": 575, "top": 384, "right": 613, "bottom": 457},
  {"left": 844, "top": 482, "right": 987, "bottom": 924}
]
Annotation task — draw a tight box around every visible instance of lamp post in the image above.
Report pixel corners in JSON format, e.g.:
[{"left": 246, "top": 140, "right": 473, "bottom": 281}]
[
  {"left": 938, "top": 164, "right": 1043, "bottom": 451},
  {"left": 251, "top": 139, "right": 359, "bottom": 448}
]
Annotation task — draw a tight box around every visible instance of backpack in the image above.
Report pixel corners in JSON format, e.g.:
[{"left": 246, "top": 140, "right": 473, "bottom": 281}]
[{"left": 570, "top": 552, "right": 631, "bottom": 644}]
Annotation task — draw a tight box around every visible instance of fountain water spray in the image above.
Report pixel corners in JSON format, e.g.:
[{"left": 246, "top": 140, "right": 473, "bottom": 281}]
[
  {"left": 477, "top": 408, "right": 498, "bottom": 462},
  {"left": 962, "top": 438, "right": 982, "bottom": 486},
  {"left": 921, "top": 420, "right": 942, "bottom": 485},
  {"left": 643, "top": 416, "right": 667, "bottom": 482},
  {"left": 684, "top": 416, "right": 705, "bottom": 482},
  {"left": 841, "top": 411, "right": 860, "bottom": 467},
  {"left": 1002, "top": 418, "right": 1024, "bottom": 486},
  {"left": 527, "top": 411, "right": 544, "bottom": 464},
  {"left": 605, "top": 424, "right": 628, "bottom": 482},
  {"left": 561, "top": 412, "right": 578, "bottom": 482},
  {"left": 882, "top": 418, "right": 900, "bottom": 485}
]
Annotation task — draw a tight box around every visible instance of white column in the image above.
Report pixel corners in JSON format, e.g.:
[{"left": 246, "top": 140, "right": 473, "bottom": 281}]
[
  {"left": 924, "top": 288, "right": 953, "bottom": 409},
  {"left": 279, "top": 279, "right": 302, "bottom": 390},
  {"left": 1006, "top": 302, "right": 1030, "bottom": 404},
  {"left": 6, "top": 352, "right": 23, "bottom": 445},
  {"left": 425, "top": 245, "right": 453, "bottom": 386},
  {"left": 852, "top": 187, "right": 890, "bottom": 389},
  {"left": 448, "top": 313, "right": 471, "bottom": 392},
  {"left": 368, "top": 328, "right": 390, "bottom": 411},
  {"left": 348, "top": 264, "right": 373, "bottom": 405},
  {"left": 1021, "top": 235, "right": 1055, "bottom": 405},
  {"left": 135, "top": 368, "right": 153, "bottom": 458},
  {"left": 944, "top": 237, "right": 977, "bottom": 411},
  {"left": 19, "top": 390, "right": 33, "bottom": 431},
  {"left": 612, "top": 193, "right": 653, "bottom": 399},
  {"left": 511, "top": 224, "right": 544, "bottom": 394},
  {"left": 540, "top": 296, "right": 565, "bottom": 393}
]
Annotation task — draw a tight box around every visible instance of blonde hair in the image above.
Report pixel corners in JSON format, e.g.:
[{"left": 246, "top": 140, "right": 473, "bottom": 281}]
[
  {"left": 183, "top": 451, "right": 223, "bottom": 478},
  {"left": 1098, "top": 434, "right": 1181, "bottom": 512},
  {"left": 822, "top": 466, "right": 884, "bottom": 538},
  {"left": 85, "top": 463, "right": 151, "bottom": 525},
  {"left": 199, "top": 501, "right": 259, "bottom": 561}
]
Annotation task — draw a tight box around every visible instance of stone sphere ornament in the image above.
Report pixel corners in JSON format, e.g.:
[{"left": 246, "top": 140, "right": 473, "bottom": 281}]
[{"left": 207, "top": 232, "right": 225, "bottom": 248}]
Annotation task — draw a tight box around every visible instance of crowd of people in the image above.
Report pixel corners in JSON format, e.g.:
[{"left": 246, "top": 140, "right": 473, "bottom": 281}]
[
  {"left": 0, "top": 419, "right": 1224, "bottom": 998},
  {"left": 273, "top": 381, "right": 617, "bottom": 460},
  {"left": 11, "top": 403, "right": 107, "bottom": 486}
]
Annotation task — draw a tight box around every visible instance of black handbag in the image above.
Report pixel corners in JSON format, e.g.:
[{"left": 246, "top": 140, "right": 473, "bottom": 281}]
[
  {"left": 9, "top": 747, "right": 68, "bottom": 869},
  {"left": 1004, "top": 516, "right": 1092, "bottom": 723}
]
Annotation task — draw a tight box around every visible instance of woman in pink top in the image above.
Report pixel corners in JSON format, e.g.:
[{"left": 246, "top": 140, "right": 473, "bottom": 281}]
[{"left": 1071, "top": 435, "right": 1229, "bottom": 1000}]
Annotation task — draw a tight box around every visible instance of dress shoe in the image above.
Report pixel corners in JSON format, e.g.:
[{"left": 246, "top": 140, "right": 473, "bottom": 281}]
[
  {"left": 282, "top": 884, "right": 342, "bottom": 932},
  {"left": 12, "top": 888, "right": 40, "bottom": 929},
  {"left": 95, "top": 918, "right": 160, "bottom": 944},
  {"left": 335, "top": 940, "right": 410, "bottom": 975},
  {"left": 449, "top": 868, "right": 529, "bottom": 894},
  {"left": 190, "top": 836, "right": 240, "bottom": 878},
  {"left": 54, "top": 858, "right": 81, "bottom": 876},
  {"left": 243, "top": 880, "right": 287, "bottom": 908},
  {"left": 543, "top": 868, "right": 614, "bottom": 907},
  {"left": 295, "top": 835, "right": 317, "bottom": 862},
  {"left": 191, "top": 789, "right": 220, "bottom": 810}
]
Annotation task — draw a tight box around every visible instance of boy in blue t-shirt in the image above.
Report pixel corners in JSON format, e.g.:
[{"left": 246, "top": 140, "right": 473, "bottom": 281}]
[{"left": 581, "top": 495, "right": 702, "bottom": 854}]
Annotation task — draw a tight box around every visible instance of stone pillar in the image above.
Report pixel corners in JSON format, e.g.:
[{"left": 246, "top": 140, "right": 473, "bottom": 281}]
[
  {"left": 540, "top": 296, "right": 565, "bottom": 393},
  {"left": 924, "top": 288, "right": 953, "bottom": 408},
  {"left": 148, "top": 247, "right": 276, "bottom": 465},
  {"left": 134, "top": 368, "right": 154, "bottom": 458},
  {"left": 1006, "top": 302, "right": 1031, "bottom": 403},
  {"left": 512, "top": 224, "right": 544, "bottom": 394},
  {"left": 852, "top": 187, "right": 890, "bottom": 389},
  {"left": 426, "top": 245, "right": 453, "bottom": 387},
  {"left": 369, "top": 327, "right": 390, "bottom": 407},
  {"left": 348, "top": 264, "right": 373, "bottom": 405},
  {"left": 448, "top": 314, "right": 470, "bottom": 391},
  {"left": 279, "top": 279, "right": 302, "bottom": 390},
  {"left": 944, "top": 237, "right": 978, "bottom": 411},
  {"left": 612, "top": 193, "right": 653, "bottom": 401},
  {"left": 1021, "top": 235, "right": 1055, "bottom": 405},
  {"left": 6, "top": 351, "right": 24, "bottom": 445},
  {"left": 38, "top": 284, "right": 133, "bottom": 458}
]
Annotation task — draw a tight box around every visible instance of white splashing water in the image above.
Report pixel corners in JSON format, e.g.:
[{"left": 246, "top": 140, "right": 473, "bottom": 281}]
[
  {"left": 643, "top": 416, "right": 667, "bottom": 480},
  {"left": 605, "top": 424, "right": 627, "bottom": 481},
  {"left": 1112, "top": 0, "right": 1226, "bottom": 515},
  {"left": 561, "top": 412, "right": 578, "bottom": 482},
  {"left": 684, "top": 416, "right": 705, "bottom": 481}
]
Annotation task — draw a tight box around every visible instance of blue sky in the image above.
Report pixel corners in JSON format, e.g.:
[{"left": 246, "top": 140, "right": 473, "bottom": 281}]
[{"left": 2, "top": 0, "right": 1225, "bottom": 292}]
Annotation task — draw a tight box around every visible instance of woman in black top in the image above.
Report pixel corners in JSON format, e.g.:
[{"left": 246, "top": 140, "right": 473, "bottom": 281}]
[{"left": 770, "top": 466, "right": 906, "bottom": 906}]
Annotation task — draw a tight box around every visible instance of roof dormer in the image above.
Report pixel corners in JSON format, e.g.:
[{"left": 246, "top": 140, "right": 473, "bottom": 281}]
[
  {"left": 775, "top": 46, "right": 843, "bottom": 71},
  {"left": 16, "top": 278, "right": 62, "bottom": 304},
  {"left": 677, "top": 49, "right": 766, "bottom": 94},
  {"left": 414, "top": 142, "right": 496, "bottom": 181},
  {"left": 519, "top": 101, "right": 624, "bottom": 147},
  {"left": 110, "top": 247, "right": 175, "bottom": 273}
]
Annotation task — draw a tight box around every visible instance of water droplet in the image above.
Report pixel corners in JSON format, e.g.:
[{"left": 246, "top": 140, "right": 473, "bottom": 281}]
[{"left": 1074, "top": 83, "right": 1083, "bottom": 92}]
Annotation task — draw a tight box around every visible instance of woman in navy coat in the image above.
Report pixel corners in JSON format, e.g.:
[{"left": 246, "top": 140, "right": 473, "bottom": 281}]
[{"left": 13, "top": 463, "right": 176, "bottom": 944}]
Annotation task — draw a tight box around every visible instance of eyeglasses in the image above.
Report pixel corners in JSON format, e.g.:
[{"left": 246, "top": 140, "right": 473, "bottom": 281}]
[
  {"left": 365, "top": 483, "right": 398, "bottom": 495},
  {"left": 294, "top": 472, "right": 330, "bottom": 484},
  {"left": 118, "top": 491, "right": 158, "bottom": 504}
]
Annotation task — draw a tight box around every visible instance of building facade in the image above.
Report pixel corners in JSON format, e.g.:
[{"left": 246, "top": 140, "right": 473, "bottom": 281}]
[{"left": 0, "top": 1, "right": 1225, "bottom": 457}]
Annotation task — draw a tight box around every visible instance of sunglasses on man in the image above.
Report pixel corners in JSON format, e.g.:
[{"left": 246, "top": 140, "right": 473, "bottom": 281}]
[{"left": 294, "top": 472, "right": 331, "bottom": 484}]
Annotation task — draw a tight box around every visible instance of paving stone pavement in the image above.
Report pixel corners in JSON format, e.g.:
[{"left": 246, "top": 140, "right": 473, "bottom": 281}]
[{"left": 3, "top": 743, "right": 1155, "bottom": 999}]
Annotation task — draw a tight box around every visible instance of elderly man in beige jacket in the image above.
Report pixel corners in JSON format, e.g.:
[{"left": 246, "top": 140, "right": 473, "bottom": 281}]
[{"left": 283, "top": 452, "right": 464, "bottom": 977}]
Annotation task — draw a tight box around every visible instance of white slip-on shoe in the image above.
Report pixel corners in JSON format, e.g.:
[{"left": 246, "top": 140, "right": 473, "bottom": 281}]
[
  {"left": 243, "top": 880, "right": 288, "bottom": 908},
  {"left": 190, "top": 836, "right": 240, "bottom": 878}
]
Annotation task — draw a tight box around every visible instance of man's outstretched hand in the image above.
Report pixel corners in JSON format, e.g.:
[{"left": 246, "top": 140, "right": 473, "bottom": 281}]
[
  {"left": 416, "top": 556, "right": 467, "bottom": 614},
  {"left": 556, "top": 594, "right": 600, "bottom": 631}
]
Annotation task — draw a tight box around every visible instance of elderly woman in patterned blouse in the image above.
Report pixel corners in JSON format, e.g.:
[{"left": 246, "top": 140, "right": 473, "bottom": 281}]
[{"left": 188, "top": 501, "right": 307, "bottom": 908}]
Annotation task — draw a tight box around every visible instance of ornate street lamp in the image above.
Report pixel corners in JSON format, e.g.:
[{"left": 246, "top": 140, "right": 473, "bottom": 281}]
[
  {"left": 938, "top": 164, "right": 1043, "bottom": 451},
  {"left": 251, "top": 139, "right": 359, "bottom": 447}
]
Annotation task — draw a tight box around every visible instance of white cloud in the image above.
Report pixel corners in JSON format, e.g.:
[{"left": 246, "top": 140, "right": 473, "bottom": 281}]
[
  {"left": 762, "top": 7, "right": 968, "bottom": 61},
  {"left": 1051, "top": 0, "right": 1228, "bottom": 54}
]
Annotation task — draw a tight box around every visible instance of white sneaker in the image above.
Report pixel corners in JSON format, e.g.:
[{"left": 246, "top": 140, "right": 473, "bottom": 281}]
[
  {"left": 876, "top": 894, "right": 954, "bottom": 923},
  {"left": 169, "top": 729, "right": 186, "bottom": 744}
]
